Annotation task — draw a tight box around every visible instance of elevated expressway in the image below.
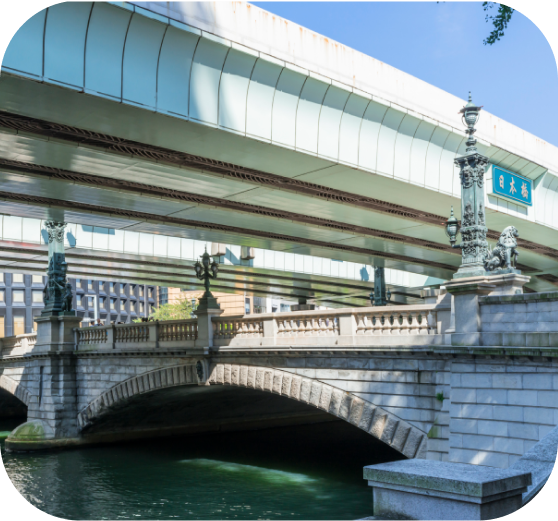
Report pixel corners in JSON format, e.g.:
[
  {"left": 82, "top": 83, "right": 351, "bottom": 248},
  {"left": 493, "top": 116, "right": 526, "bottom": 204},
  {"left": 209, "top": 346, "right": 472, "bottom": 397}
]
[{"left": 1, "top": 1, "right": 558, "bottom": 300}]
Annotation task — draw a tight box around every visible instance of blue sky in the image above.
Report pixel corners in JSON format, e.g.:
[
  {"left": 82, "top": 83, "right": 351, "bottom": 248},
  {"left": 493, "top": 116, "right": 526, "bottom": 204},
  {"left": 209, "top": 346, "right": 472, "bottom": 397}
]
[{"left": 252, "top": 2, "right": 558, "bottom": 146}]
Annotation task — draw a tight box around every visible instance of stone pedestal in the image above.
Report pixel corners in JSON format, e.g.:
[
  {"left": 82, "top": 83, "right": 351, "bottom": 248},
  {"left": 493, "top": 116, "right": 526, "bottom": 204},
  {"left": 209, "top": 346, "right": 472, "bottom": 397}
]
[
  {"left": 364, "top": 460, "right": 531, "bottom": 520},
  {"left": 445, "top": 274, "right": 530, "bottom": 346},
  {"left": 5, "top": 315, "right": 82, "bottom": 452},
  {"left": 195, "top": 293, "right": 223, "bottom": 349},
  {"left": 33, "top": 315, "right": 81, "bottom": 353}
]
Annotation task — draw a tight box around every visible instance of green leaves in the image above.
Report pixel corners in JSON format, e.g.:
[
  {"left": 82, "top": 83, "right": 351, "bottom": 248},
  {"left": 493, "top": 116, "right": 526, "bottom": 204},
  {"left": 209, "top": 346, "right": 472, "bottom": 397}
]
[
  {"left": 437, "top": 2, "right": 515, "bottom": 45},
  {"left": 483, "top": 2, "right": 515, "bottom": 45},
  {"left": 134, "top": 297, "right": 194, "bottom": 322}
]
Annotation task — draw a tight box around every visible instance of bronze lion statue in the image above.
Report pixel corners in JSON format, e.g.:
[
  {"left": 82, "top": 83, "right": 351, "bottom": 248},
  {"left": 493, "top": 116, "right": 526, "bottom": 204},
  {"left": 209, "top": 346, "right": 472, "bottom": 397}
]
[{"left": 484, "top": 226, "right": 519, "bottom": 271}]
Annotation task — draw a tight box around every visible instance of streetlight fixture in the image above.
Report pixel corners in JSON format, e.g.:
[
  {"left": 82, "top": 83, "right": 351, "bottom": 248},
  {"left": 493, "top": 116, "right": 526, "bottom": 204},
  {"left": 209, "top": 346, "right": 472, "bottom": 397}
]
[
  {"left": 444, "top": 206, "right": 460, "bottom": 249},
  {"left": 193, "top": 248, "right": 221, "bottom": 312},
  {"left": 445, "top": 92, "right": 490, "bottom": 279}
]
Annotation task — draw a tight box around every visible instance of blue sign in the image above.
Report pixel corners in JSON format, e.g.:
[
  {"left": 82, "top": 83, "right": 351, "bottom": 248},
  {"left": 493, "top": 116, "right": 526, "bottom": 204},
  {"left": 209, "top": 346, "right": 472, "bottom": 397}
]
[{"left": 492, "top": 166, "right": 533, "bottom": 206}]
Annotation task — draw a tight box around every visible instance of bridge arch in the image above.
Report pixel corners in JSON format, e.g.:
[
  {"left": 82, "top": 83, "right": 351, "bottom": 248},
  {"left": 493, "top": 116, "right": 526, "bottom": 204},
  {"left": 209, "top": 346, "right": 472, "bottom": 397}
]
[
  {"left": 77, "top": 363, "right": 426, "bottom": 459},
  {"left": 0, "top": 374, "right": 32, "bottom": 407}
]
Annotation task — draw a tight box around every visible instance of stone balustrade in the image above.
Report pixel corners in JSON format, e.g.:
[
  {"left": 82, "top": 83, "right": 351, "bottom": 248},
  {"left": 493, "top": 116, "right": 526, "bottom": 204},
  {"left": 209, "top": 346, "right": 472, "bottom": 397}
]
[
  {"left": 355, "top": 309, "right": 437, "bottom": 336},
  {"left": 212, "top": 316, "right": 264, "bottom": 341},
  {"left": 211, "top": 305, "right": 447, "bottom": 348},
  {"left": 0, "top": 333, "right": 37, "bottom": 357},
  {"left": 75, "top": 320, "right": 198, "bottom": 351},
  {"left": 0, "top": 304, "right": 450, "bottom": 354},
  {"left": 277, "top": 314, "right": 340, "bottom": 338},
  {"left": 5, "top": 291, "right": 558, "bottom": 355},
  {"left": 159, "top": 320, "right": 198, "bottom": 342},
  {"left": 78, "top": 327, "right": 109, "bottom": 345}
]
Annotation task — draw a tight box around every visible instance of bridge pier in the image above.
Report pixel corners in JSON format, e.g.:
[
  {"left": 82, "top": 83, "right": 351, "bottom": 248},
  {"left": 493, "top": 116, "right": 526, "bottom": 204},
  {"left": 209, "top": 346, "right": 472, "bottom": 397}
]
[{"left": 5, "top": 315, "right": 82, "bottom": 451}]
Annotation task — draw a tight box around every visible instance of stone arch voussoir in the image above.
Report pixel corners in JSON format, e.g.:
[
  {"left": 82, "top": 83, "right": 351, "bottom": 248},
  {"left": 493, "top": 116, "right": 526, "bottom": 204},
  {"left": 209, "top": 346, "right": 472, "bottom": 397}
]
[
  {"left": 0, "top": 374, "right": 32, "bottom": 407},
  {"left": 207, "top": 363, "right": 427, "bottom": 459},
  {"left": 77, "top": 362, "right": 427, "bottom": 459},
  {"left": 77, "top": 364, "right": 198, "bottom": 431}
]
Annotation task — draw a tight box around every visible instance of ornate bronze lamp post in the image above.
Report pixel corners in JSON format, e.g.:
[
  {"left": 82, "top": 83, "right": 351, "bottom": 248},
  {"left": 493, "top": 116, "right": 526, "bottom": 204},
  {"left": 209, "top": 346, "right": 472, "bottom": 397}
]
[
  {"left": 193, "top": 249, "right": 221, "bottom": 312},
  {"left": 41, "top": 220, "right": 75, "bottom": 316},
  {"left": 370, "top": 267, "right": 391, "bottom": 306},
  {"left": 445, "top": 93, "right": 490, "bottom": 278},
  {"left": 445, "top": 93, "right": 521, "bottom": 277}
]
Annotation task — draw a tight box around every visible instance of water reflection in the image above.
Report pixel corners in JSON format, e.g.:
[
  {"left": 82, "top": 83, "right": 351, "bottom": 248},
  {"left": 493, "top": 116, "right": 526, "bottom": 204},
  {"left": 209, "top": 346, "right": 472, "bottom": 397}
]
[{"left": 1, "top": 419, "right": 403, "bottom": 520}]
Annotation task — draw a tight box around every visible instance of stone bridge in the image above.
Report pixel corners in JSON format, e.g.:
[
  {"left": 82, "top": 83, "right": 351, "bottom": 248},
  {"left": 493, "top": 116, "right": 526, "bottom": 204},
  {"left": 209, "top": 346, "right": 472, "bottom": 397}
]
[
  {"left": 1, "top": 281, "right": 558, "bottom": 477},
  {"left": 0, "top": 274, "right": 558, "bottom": 519}
]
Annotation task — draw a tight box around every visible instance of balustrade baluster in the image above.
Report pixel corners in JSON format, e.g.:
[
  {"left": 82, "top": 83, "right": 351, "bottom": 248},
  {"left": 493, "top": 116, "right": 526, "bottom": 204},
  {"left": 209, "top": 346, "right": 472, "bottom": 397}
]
[
  {"left": 363, "top": 315, "right": 373, "bottom": 335},
  {"left": 379, "top": 314, "right": 390, "bottom": 335},
  {"left": 400, "top": 312, "right": 410, "bottom": 335},
  {"left": 226, "top": 321, "right": 233, "bottom": 339},
  {"left": 356, "top": 315, "right": 365, "bottom": 335},
  {"left": 276, "top": 319, "right": 284, "bottom": 337},
  {"left": 416, "top": 314, "right": 426, "bottom": 335},
  {"left": 317, "top": 318, "right": 324, "bottom": 336},
  {"left": 390, "top": 314, "right": 401, "bottom": 335},
  {"left": 407, "top": 313, "right": 418, "bottom": 335}
]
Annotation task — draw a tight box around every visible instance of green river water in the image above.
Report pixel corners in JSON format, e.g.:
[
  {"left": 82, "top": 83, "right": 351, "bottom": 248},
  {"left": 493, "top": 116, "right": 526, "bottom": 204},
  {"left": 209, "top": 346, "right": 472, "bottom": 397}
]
[{"left": 0, "top": 419, "right": 401, "bottom": 520}]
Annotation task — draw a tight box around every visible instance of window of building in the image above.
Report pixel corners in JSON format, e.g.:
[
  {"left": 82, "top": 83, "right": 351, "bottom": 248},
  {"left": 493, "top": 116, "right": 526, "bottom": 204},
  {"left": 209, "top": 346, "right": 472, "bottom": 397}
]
[
  {"left": 32, "top": 275, "right": 43, "bottom": 283},
  {"left": 253, "top": 297, "right": 265, "bottom": 314},
  {"left": 99, "top": 281, "right": 105, "bottom": 292},
  {"left": 0, "top": 316, "right": 4, "bottom": 338},
  {"left": 76, "top": 278, "right": 81, "bottom": 287},
  {"left": 110, "top": 298, "right": 116, "bottom": 310},
  {"left": 110, "top": 282, "right": 115, "bottom": 293},
  {"left": 0, "top": 290, "right": 4, "bottom": 302},
  {"left": 245, "top": 297, "right": 251, "bottom": 315},
  {"left": 120, "top": 300, "right": 126, "bottom": 311},
  {"left": 77, "top": 295, "right": 83, "bottom": 307},
  {"left": 32, "top": 291, "right": 43, "bottom": 303},
  {"left": 280, "top": 304, "right": 291, "bottom": 312},
  {"left": 139, "top": 302, "right": 145, "bottom": 314},
  {"left": 14, "top": 316, "right": 25, "bottom": 336},
  {"left": 88, "top": 280, "right": 94, "bottom": 291},
  {"left": 120, "top": 283, "right": 125, "bottom": 294},
  {"left": 99, "top": 297, "right": 105, "bottom": 307},
  {"left": 12, "top": 290, "right": 24, "bottom": 303},
  {"left": 139, "top": 286, "right": 145, "bottom": 297},
  {"left": 148, "top": 288, "right": 153, "bottom": 298},
  {"left": 87, "top": 296, "right": 95, "bottom": 308},
  {"left": 13, "top": 274, "right": 24, "bottom": 283}
]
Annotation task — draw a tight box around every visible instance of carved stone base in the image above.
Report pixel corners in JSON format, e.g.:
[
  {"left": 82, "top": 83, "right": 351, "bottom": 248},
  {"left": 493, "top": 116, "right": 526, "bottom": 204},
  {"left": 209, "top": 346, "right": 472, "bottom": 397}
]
[
  {"left": 196, "top": 290, "right": 221, "bottom": 313},
  {"left": 453, "top": 265, "right": 492, "bottom": 280},
  {"left": 291, "top": 304, "right": 316, "bottom": 311}
]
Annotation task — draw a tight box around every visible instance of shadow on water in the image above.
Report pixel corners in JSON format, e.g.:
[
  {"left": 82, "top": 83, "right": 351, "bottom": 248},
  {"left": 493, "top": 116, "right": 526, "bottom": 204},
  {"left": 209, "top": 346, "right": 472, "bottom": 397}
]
[{"left": 0, "top": 419, "right": 403, "bottom": 520}]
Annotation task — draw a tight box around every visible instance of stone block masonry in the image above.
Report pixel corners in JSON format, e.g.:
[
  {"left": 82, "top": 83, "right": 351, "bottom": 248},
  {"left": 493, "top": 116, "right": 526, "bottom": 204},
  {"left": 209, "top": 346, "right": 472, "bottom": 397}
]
[
  {"left": 4, "top": 344, "right": 557, "bottom": 468},
  {"left": 480, "top": 293, "right": 558, "bottom": 340},
  {"left": 449, "top": 358, "right": 558, "bottom": 468}
]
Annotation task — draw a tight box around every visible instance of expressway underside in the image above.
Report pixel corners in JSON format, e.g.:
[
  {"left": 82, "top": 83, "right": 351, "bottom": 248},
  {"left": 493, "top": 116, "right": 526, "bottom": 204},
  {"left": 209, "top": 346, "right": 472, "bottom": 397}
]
[{"left": 0, "top": 74, "right": 557, "bottom": 295}]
